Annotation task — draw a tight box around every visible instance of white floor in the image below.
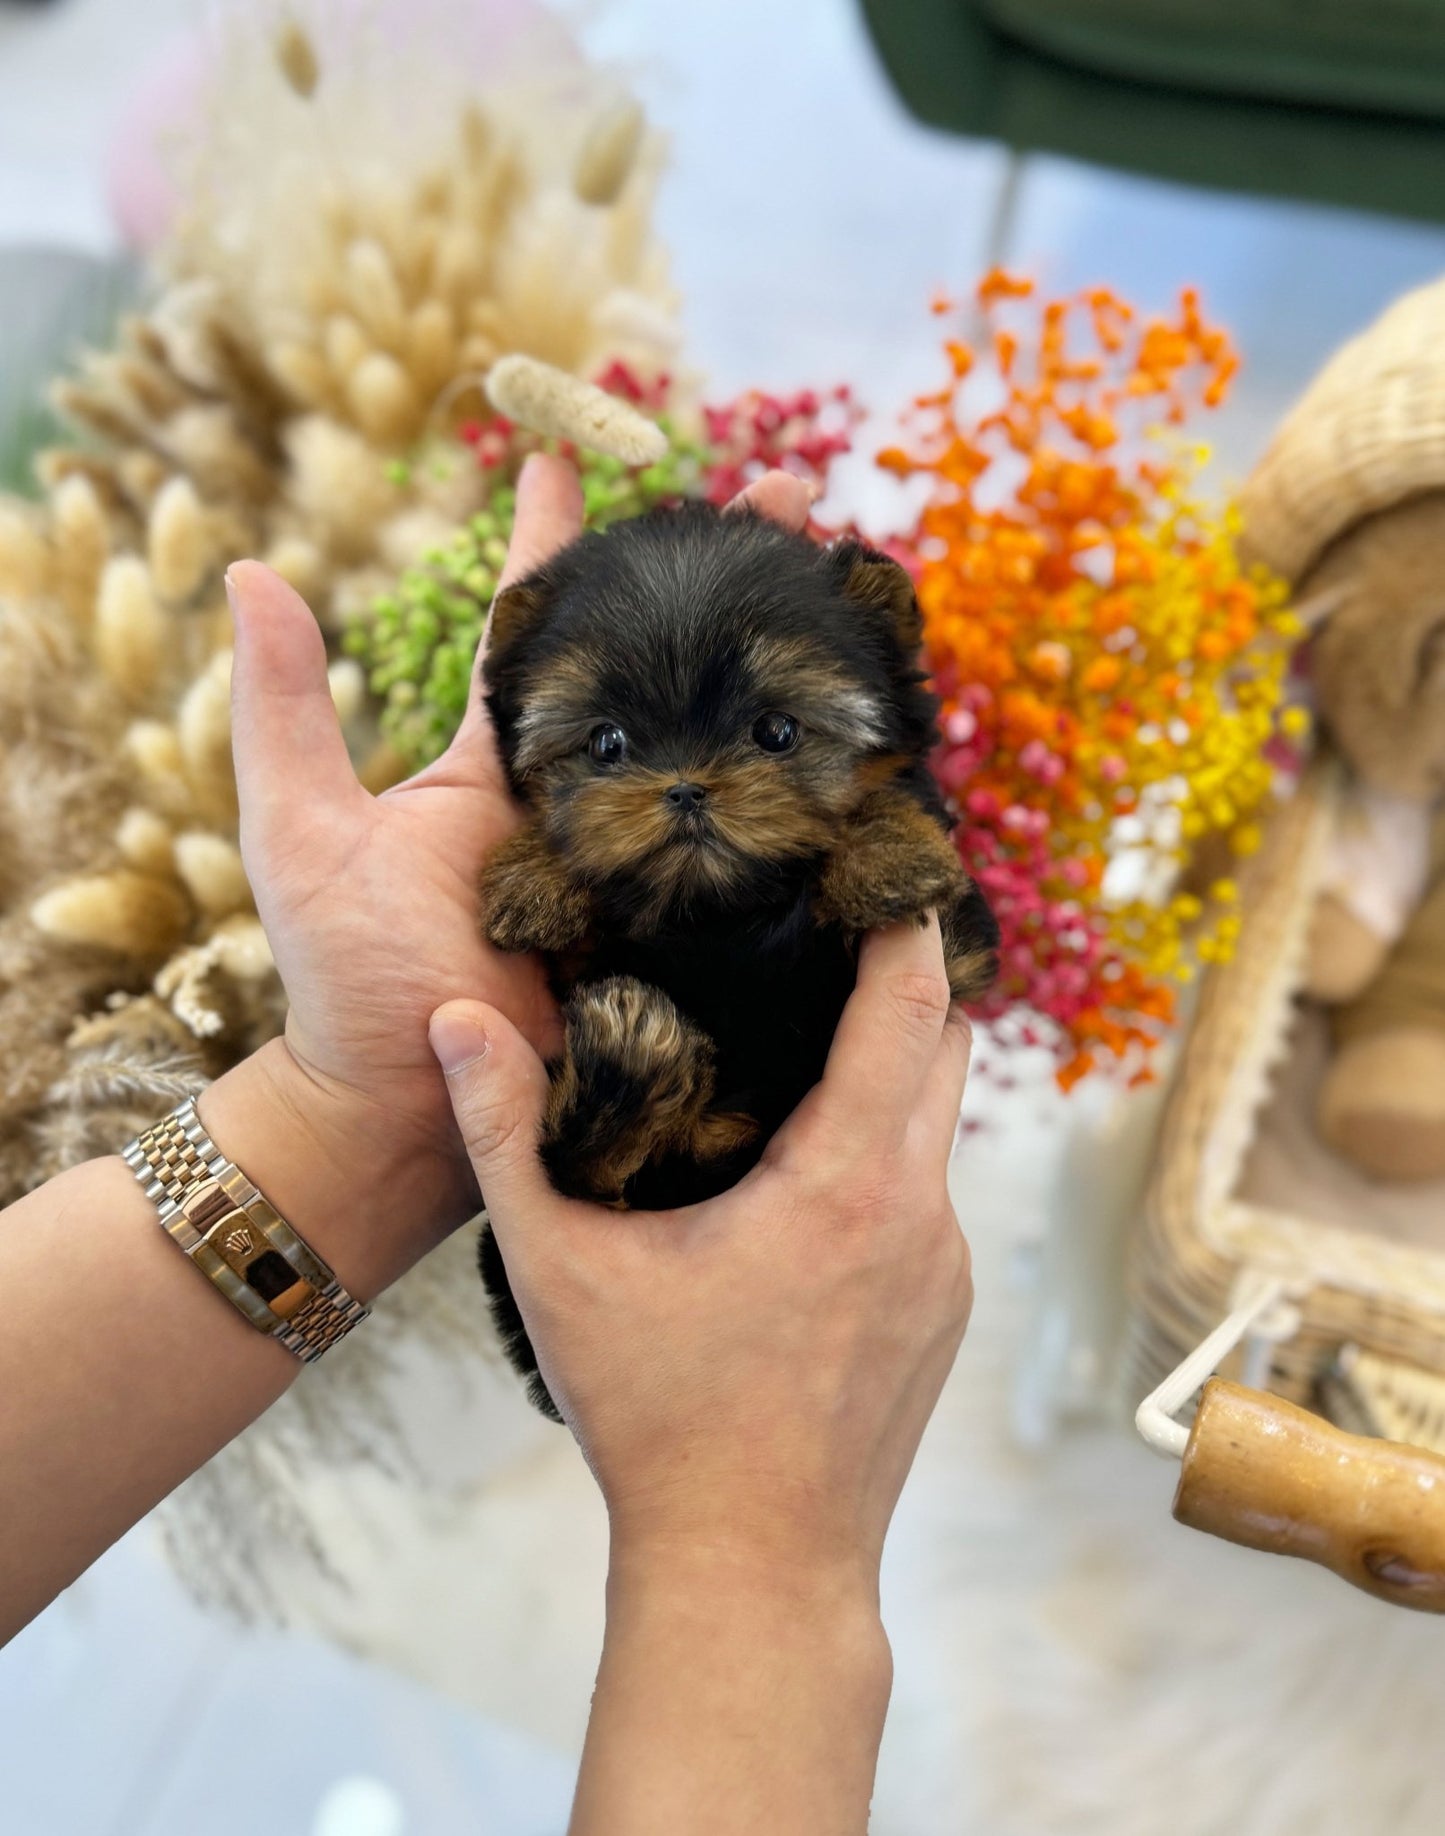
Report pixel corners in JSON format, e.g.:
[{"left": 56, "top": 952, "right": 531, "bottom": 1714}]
[{"left": 7, "top": 3, "right": 1445, "bottom": 1833}]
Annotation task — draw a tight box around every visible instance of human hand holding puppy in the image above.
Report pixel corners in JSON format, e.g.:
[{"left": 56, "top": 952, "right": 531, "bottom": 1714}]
[
  {"left": 232, "top": 452, "right": 979, "bottom": 1828},
  {"left": 431, "top": 912, "right": 973, "bottom": 1835},
  {"left": 2, "top": 454, "right": 977, "bottom": 1836},
  {"left": 208, "top": 457, "right": 823, "bottom": 1297}
]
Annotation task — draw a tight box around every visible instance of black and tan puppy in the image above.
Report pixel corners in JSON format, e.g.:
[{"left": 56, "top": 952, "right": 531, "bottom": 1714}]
[{"left": 479, "top": 501, "right": 998, "bottom": 1417}]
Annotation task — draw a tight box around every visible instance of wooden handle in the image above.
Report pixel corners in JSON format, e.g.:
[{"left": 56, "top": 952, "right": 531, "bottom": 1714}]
[{"left": 1174, "top": 1379, "right": 1445, "bottom": 1612}]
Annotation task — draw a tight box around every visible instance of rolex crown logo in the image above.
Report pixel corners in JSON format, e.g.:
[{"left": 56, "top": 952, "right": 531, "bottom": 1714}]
[{"left": 222, "top": 1225, "right": 254, "bottom": 1258}]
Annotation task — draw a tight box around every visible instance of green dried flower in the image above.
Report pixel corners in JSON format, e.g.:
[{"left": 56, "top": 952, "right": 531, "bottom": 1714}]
[{"left": 347, "top": 432, "right": 707, "bottom": 766}]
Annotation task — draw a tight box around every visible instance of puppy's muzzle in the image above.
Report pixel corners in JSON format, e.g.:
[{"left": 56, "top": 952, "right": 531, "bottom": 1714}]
[{"left": 664, "top": 781, "right": 708, "bottom": 816}]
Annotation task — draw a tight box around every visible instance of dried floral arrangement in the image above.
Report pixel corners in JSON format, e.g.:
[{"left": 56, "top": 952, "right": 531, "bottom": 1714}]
[
  {"left": 0, "top": 4, "right": 701, "bottom": 1608},
  {"left": 879, "top": 273, "right": 1299, "bottom": 1086}
]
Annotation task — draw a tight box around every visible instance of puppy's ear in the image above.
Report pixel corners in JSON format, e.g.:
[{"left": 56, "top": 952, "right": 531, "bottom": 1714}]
[
  {"left": 485, "top": 581, "right": 548, "bottom": 662},
  {"left": 824, "top": 539, "right": 923, "bottom": 651}
]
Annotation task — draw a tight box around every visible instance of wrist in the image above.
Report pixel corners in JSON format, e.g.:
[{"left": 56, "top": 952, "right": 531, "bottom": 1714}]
[
  {"left": 606, "top": 1532, "right": 890, "bottom": 1672},
  {"left": 197, "top": 1037, "right": 475, "bottom": 1302}
]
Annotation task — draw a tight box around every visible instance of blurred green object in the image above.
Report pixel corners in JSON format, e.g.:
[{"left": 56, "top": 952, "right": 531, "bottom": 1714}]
[
  {"left": 860, "top": 0, "right": 1445, "bottom": 223},
  {"left": 0, "top": 246, "right": 140, "bottom": 497}
]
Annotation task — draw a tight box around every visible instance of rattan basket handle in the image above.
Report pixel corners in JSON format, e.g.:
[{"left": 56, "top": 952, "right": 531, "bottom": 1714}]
[{"left": 1174, "top": 1379, "right": 1445, "bottom": 1612}]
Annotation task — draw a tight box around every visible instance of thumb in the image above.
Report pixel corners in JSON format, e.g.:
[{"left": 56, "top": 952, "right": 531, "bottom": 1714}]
[
  {"left": 428, "top": 999, "right": 553, "bottom": 1229},
  {"left": 227, "top": 560, "right": 360, "bottom": 852}
]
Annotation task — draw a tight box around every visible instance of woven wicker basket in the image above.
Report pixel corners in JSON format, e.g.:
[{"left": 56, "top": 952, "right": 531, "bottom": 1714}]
[
  {"left": 1128, "top": 272, "right": 1445, "bottom": 1442},
  {"left": 1126, "top": 756, "right": 1445, "bottom": 1432},
  {"left": 1240, "top": 274, "right": 1445, "bottom": 582}
]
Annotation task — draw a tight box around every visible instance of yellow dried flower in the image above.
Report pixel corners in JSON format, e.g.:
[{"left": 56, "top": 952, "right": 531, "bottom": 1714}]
[{"left": 285, "top": 417, "right": 400, "bottom": 560}]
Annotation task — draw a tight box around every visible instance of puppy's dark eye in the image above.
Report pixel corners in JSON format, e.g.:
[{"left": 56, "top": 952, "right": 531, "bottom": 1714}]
[
  {"left": 753, "top": 711, "right": 800, "bottom": 754},
  {"left": 588, "top": 723, "right": 628, "bottom": 765}
]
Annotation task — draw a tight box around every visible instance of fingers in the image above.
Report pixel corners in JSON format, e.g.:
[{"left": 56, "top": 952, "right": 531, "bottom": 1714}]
[
  {"left": 814, "top": 915, "right": 954, "bottom": 1138},
  {"left": 495, "top": 452, "right": 585, "bottom": 595},
  {"left": 916, "top": 1003, "right": 974, "bottom": 1171},
  {"left": 428, "top": 999, "right": 555, "bottom": 1237},
  {"left": 726, "top": 468, "right": 813, "bottom": 533},
  {"left": 227, "top": 561, "right": 360, "bottom": 851}
]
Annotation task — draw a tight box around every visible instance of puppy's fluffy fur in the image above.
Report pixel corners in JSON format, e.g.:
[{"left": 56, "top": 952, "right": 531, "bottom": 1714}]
[{"left": 479, "top": 502, "right": 998, "bottom": 1418}]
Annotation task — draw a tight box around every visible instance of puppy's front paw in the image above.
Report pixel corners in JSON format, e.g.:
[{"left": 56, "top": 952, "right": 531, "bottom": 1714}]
[
  {"left": 942, "top": 878, "right": 999, "bottom": 1003},
  {"left": 815, "top": 844, "right": 963, "bottom": 933},
  {"left": 480, "top": 835, "right": 591, "bottom": 954},
  {"left": 542, "top": 977, "right": 717, "bottom": 1202}
]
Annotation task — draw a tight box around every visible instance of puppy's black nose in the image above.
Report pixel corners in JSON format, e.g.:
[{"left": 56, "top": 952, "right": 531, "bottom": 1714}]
[{"left": 665, "top": 781, "right": 707, "bottom": 814}]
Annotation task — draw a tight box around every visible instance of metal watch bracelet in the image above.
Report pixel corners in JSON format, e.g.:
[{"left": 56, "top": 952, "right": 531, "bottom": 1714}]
[{"left": 122, "top": 1096, "right": 370, "bottom": 1363}]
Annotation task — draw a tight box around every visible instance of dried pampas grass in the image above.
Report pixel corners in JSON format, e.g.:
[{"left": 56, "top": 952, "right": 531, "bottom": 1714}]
[{"left": 0, "top": 0, "right": 683, "bottom": 1615}]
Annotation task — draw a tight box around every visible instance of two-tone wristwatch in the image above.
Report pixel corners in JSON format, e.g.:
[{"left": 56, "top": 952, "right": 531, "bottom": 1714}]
[{"left": 122, "top": 1096, "right": 369, "bottom": 1362}]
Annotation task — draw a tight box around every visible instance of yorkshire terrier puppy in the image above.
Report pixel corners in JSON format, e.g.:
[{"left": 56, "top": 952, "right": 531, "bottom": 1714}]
[{"left": 478, "top": 501, "right": 998, "bottom": 1418}]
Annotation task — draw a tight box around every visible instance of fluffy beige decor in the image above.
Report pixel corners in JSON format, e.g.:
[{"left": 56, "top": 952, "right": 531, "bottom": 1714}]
[{"left": 0, "top": 0, "right": 683, "bottom": 1612}]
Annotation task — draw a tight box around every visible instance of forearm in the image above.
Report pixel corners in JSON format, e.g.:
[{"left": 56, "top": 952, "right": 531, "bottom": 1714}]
[
  {"left": 571, "top": 1544, "right": 893, "bottom": 1836},
  {"left": 0, "top": 1037, "right": 465, "bottom": 1644}
]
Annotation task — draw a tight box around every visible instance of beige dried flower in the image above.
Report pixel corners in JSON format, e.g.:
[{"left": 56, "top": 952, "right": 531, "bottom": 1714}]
[
  {"left": 484, "top": 352, "right": 667, "bottom": 464},
  {"left": 173, "top": 833, "right": 251, "bottom": 919},
  {"left": 116, "top": 808, "right": 175, "bottom": 875},
  {"left": 574, "top": 99, "right": 645, "bottom": 206},
  {"left": 177, "top": 652, "right": 237, "bottom": 822},
  {"left": 346, "top": 351, "right": 420, "bottom": 445},
  {"left": 324, "top": 314, "right": 371, "bottom": 386},
  {"left": 124, "top": 721, "right": 191, "bottom": 815},
  {"left": 327, "top": 657, "right": 366, "bottom": 728},
  {"left": 260, "top": 535, "right": 326, "bottom": 603},
  {"left": 95, "top": 558, "right": 165, "bottom": 703},
  {"left": 285, "top": 417, "right": 401, "bottom": 563},
  {"left": 0, "top": 503, "right": 52, "bottom": 602},
  {"left": 344, "top": 239, "right": 407, "bottom": 350},
  {"left": 50, "top": 475, "right": 109, "bottom": 628},
  {"left": 405, "top": 299, "right": 457, "bottom": 395},
  {"left": 275, "top": 18, "right": 320, "bottom": 99},
  {"left": 148, "top": 477, "right": 212, "bottom": 603},
  {"left": 154, "top": 915, "right": 274, "bottom": 1039},
  {"left": 31, "top": 871, "right": 191, "bottom": 959}
]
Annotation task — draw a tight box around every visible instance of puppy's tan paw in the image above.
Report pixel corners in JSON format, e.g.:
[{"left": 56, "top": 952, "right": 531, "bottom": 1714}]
[
  {"left": 480, "top": 839, "right": 591, "bottom": 954},
  {"left": 542, "top": 977, "right": 718, "bottom": 1201},
  {"left": 816, "top": 849, "right": 963, "bottom": 933}
]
